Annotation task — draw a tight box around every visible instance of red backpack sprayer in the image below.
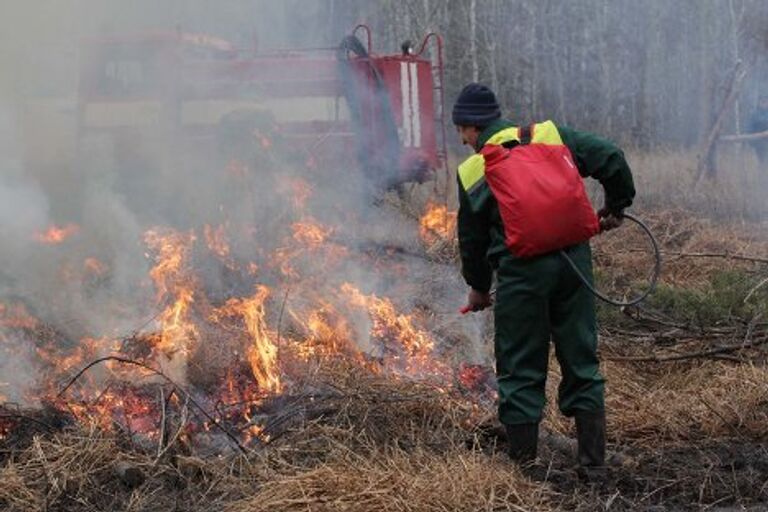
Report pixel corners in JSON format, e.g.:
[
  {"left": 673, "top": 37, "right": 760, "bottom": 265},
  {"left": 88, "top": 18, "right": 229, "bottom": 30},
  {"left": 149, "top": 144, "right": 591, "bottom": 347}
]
[{"left": 459, "top": 123, "right": 661, "bottom": 314}]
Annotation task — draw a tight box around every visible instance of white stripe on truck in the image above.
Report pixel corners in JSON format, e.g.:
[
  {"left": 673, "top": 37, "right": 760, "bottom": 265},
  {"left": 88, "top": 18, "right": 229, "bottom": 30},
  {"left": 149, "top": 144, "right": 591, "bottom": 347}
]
[
  {"left": 409, "top": 62, "right": 421, "bottom": 148},
  {"left": 400, "top": 62, "right": 412, "bottom": 147}
]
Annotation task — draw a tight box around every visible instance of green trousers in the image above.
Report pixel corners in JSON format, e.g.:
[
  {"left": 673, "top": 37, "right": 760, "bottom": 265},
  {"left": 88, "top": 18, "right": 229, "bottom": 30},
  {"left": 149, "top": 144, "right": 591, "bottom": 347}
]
[{"left": 494, "top": 243, "right": 605, "bottom": 425}]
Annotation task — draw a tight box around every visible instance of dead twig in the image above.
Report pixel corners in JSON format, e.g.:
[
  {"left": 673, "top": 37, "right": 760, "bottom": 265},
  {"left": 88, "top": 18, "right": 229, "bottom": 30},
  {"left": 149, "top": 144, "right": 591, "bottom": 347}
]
[
  {"left": 744, "top": 276, "right": 768, "bottom": 303},
  {"left": 698, "top": 397, "right": 745, "bottom": 440},
  {"left": 606, "top": 336, "right": 768, "bottom": 362},
  {"left": 665, "top": 250, "right": 768, "bottom": 266},
  {"left": 612, "top": 248, "right": 768, "bottom": 265},
  {"left": 157, "top": 386, "right": 167, "bottom": 459},
  {"left": 154, "top": 394, "right": 189, "bottom": 466},
  {"left": 276, "top": 286, "right": 290, "bottom": 367},
  {"left": 57, "top": 356, "right": 248, "bottom": 455}
]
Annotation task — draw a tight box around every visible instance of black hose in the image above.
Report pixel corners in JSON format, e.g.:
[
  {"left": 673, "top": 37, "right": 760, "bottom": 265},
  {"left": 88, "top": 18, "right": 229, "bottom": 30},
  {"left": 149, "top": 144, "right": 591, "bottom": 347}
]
[
  {"left": 559, "top": 212, "right": 662, "bottom": 307},
  {"left": 337, "top": 34, "right": 401, "bottom": 188},
  {"left": 338, "top": 34, "right": 370, "bottom": 59}
]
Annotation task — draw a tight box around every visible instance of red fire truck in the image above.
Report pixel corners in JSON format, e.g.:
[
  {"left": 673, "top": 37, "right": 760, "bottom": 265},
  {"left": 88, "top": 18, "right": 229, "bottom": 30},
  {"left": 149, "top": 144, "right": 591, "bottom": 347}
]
[{"left": 76, "top": 25, "right": 448, "bottom": 190}]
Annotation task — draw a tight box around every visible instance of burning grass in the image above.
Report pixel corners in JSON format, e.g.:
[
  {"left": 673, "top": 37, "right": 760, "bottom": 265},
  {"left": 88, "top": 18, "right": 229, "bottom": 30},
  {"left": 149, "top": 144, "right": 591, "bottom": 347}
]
[
  {"left": 3, "top": 351, "right": 768, "bottom": 511},
  {"left": 0, "top": 363, "right": 555, "bottom": 512},
  {"left": 3, "top": 188, "right": 768, "bottom": 510}
]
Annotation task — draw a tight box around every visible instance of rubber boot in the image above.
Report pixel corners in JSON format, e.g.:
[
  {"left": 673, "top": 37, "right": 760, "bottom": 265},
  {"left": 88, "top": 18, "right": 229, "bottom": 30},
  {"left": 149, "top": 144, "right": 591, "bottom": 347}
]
[
  {"left": 575, "top": 410, "right": 607, "bottom": 483},
  {"left": 505, "top": 423, "right": 539, "bottom": 463}
]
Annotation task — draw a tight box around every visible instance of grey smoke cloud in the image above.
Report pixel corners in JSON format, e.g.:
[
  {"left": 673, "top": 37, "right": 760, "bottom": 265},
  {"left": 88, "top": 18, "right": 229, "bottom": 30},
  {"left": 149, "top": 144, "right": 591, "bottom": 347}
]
[{"left": 0, "top": 1, "right": 477, "bottom": 405}]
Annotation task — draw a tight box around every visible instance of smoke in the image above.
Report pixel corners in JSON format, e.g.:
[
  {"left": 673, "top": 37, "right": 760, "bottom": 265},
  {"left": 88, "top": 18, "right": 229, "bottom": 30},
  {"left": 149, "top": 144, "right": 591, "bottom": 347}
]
[
  {"left": 0, "top": 103, "right": 52, "bottom": 289},
  {"left": 0, "top": 1, "right": 478, "bottom": 404},
  {"left": 0, "top": 330, "right": 39, "bottom": 404}
]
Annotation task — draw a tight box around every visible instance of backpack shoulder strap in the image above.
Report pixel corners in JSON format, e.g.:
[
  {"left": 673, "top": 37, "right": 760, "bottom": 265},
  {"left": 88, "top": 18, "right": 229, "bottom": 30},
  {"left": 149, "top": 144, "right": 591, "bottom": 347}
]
[
  {"left": 519, "top": 124, "right": 533, "bottom": 145},
  {"left": 501, "top": 124, "right": 533, "bottom": 149}
]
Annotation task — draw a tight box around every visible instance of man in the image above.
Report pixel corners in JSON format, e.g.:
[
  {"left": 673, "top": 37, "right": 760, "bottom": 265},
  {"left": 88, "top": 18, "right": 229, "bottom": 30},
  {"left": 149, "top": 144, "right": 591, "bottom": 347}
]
[
  {"left": 748, "top": 95, "right": 768, "bottom": 165},
  {"left": 454, "top": 83, "right": 635, "bottom": 477}
]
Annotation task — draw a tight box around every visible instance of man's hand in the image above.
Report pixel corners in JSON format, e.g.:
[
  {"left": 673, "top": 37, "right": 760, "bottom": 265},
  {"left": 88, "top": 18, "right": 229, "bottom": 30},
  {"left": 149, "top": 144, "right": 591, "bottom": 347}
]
[
  {"left": 460, "top": 289, "right": 492, "bottom": 314},
  {"left": 598, "top": 207, "right": 624, "bottom": 232}
]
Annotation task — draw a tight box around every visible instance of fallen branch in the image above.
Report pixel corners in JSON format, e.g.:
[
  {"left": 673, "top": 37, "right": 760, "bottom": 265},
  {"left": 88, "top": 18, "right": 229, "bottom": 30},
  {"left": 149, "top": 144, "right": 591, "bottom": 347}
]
[
  {"left": 613, "top": 248, "right": 768, "bottom": 265},
  {"left": 664, "top": 250, "right": 768, "bottom": 265},
  {"left": 719, "top": 129, "right": 768, "bottom": 142},
  {"left": 606, "top": 336, "right": 768, "bottom": 362},
  {"left": 622, "top": 306, "right": 701, "bottom": 333}
]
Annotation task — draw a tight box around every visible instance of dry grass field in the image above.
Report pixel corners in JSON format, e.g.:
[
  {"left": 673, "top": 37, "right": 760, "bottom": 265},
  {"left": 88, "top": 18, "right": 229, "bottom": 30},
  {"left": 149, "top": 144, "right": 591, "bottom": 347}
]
[{"left": 1, "top": 148, "right": 767, "bottom": 511}]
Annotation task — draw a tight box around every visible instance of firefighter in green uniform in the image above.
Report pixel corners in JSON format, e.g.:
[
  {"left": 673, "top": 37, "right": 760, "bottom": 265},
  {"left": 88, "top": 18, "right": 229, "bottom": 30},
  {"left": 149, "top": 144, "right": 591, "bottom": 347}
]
[{"left": 453, "top": 84, "right": 635, "bottom": 477}]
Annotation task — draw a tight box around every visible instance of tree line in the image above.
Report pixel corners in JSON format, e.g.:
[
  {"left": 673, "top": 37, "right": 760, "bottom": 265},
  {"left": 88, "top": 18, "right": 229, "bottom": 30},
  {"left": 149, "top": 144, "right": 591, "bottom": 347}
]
[{"left": 310, "top": 0, "right": 768, "bottom": 148}]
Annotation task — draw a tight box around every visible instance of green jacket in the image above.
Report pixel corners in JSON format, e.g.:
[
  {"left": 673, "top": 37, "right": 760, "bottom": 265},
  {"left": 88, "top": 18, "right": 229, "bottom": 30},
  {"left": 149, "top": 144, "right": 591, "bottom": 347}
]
[{"left": 458, "top": 119, "right": 636, "bottom": 293}]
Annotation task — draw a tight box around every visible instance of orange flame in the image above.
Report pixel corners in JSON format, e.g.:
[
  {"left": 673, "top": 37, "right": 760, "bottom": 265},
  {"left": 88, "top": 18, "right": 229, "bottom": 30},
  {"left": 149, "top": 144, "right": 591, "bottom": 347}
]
[
  {"left": 159, "top": 287, "right": 197, "bottom": 354},
  {"left": 84, "top": 257, "right": 108, "bottom": 276},
  {"left": 144, "top": 229, "right": 196, "bottom": 303},
  {"left": 35, "top": 223, "right": 80, "bottom": 245},
  {"left": 216, "top": 286, "right": 281, "bottom": 393},
  {"left": 34, "top": 337, "right": 108, "bottom": 379},
  {"left": 288, "top": 301, "right": 357, "bottom": 360},
  {"left": 204, "top": 224, "right": 237, "bottom": 269},
  {"left": 291, "top": 219, "right": 333, "bottom": 248},
  {"left": 144, "top": 229, "right": 199, "bottom": 372},
  {"left": 341, "top": 283, "right": 442, "bottom": 375},
  {"left": 4, "top": 194, "right": 467, "bottom": 445},
  {"left": 457, "top": 363, "right": 495, "bottom": 393},
  {"left": 0, "top": 302, "right": 39, "bottom": 330},
  {"left": 419, "top": 202, "right": 456, "bottom": 245},
  {"left": 204, "top": 224, "right": 230, "bottom": 258},
  {"left": 279, "top": 177, "right": 313, "bottom": 211}
]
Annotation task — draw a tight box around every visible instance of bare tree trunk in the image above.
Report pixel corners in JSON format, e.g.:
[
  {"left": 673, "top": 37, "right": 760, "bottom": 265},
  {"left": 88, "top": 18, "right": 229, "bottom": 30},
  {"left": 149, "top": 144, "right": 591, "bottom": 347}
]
[
  {"left": 530, "top": 3, "right": 539, "bottom": 119},
  {"left": 729, "top": 0, "right": 745, "bottom": 133},
  {"left": 477, "top": 0, "right": 499, "bottom": 94},
  {"left": 421, "top": 0, "right": 431, "bottom": 32},
  {"left": 542, "top": 3, "right": 567, "bottom": 124},
  {"left": 696, "top": 61, "right": 747, "bottom": 183},
  {"left": 469, "top": 0, "right": 478, "bottom": 82}
]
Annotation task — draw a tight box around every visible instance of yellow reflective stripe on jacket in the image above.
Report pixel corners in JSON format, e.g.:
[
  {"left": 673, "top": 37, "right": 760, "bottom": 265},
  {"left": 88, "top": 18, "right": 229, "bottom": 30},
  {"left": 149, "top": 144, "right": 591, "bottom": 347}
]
[
  {"left": 486, "top": 127, "right": 519, "bottom": 145},
  {"left": 485, "top": 120, "right": 563, "bottom": 146},
  {"left": 458, "top": 153, "right": 485, "bottom": 191},
  {"left": 530, "top": 120, "right": 563, "bottom": 145},
  {"left": 458, "top": 120, "right": 564, "bottom": 192}
]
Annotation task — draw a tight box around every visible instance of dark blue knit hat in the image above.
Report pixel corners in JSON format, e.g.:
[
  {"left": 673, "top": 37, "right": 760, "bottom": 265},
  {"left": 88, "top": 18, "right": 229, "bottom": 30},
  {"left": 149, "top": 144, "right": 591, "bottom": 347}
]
[{"left": 452, "top": 83, "right": 501, "bottom": 126}]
